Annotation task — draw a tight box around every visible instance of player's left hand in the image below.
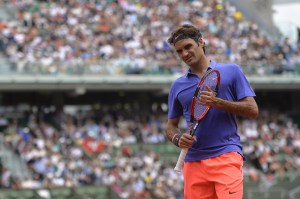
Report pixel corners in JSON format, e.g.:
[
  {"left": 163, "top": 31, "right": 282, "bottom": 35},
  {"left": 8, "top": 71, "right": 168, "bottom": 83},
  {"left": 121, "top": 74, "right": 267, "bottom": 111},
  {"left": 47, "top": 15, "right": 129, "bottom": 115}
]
[{"left": 199, "top": 85, "right": 217, "bottom": 106}]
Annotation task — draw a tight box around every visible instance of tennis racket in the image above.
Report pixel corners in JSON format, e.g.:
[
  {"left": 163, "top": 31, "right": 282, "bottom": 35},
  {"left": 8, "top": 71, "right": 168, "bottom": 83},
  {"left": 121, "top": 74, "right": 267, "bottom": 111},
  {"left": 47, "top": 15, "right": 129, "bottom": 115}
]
[{"left": 174, "top": 69, "right": 220, "bottom": 173}]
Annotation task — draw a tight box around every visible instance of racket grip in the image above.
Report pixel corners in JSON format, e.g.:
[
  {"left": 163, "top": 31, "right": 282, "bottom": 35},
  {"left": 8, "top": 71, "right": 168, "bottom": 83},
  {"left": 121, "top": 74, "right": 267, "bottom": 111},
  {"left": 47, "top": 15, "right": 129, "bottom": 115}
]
[{"left": 174, "top": 148, "right": 188, "bottom": 173}]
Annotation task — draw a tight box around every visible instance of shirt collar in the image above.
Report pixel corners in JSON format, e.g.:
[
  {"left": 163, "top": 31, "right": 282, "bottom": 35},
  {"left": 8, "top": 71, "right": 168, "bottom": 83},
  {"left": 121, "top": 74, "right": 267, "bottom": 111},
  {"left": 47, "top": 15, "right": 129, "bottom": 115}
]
[{"left": 186, "top": 60, "right": 217, "bottom": 78}]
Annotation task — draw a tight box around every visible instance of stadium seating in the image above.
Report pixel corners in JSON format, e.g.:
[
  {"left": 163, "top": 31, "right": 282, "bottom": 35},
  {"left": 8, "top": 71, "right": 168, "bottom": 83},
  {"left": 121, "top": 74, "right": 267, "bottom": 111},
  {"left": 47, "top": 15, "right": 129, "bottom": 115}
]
[
  {"left": 0, "top": 0, "right": 299, "bottom": 76},
  {"left": 0, "top": 0, "right": 299, "bottom": 199}
]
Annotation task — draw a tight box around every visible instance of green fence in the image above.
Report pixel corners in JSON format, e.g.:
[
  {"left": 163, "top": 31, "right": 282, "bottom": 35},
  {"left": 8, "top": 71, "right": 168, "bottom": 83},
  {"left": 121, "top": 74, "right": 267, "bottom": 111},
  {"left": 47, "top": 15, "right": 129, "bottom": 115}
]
[
  {"left": 1, "top": 180, "right": 300, "bottom": 199},
  {"left": 0, "top": 186, "right": 119, "bottom": 199}
]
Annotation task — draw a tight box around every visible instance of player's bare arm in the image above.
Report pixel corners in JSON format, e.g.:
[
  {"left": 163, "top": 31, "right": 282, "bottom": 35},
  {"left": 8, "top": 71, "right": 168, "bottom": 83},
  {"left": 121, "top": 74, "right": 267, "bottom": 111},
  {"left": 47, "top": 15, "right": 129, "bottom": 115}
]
[
  {"left": 199, "top": 87, "right": 258, "bottom": 118},
  {"left": 214, "top": 97, "right": 258, "bottom": 118},
  {"left": 165, "top": 118, "right": 195, "bottom": 148},
  {"left": 165, "top": 117, "right": 180, "bottom": 141}
]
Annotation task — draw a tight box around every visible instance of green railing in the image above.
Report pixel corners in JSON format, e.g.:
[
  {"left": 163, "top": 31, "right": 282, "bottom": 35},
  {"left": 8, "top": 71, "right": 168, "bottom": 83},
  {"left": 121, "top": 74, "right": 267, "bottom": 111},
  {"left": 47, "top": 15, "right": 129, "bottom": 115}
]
[
  {"left": 1, "top": 178, "right": 299, "bottom": 199},
  {"left": 0, "top": 186, "right": 119, "bottom": 199}
]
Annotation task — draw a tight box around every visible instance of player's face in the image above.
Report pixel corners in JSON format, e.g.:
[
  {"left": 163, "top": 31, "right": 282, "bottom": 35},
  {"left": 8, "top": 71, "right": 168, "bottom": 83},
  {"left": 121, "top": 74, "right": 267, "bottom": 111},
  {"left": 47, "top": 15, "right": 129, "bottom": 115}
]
[{"left": 174, "top": 38, "right": 205, "bottom": 67}]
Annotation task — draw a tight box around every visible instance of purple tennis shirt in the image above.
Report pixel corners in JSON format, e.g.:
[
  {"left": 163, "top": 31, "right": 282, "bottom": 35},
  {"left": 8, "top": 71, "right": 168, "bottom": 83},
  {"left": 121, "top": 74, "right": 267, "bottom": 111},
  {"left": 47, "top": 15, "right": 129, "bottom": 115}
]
[{"left": 168, "top": 60, "right": 256, "bottom": 162}]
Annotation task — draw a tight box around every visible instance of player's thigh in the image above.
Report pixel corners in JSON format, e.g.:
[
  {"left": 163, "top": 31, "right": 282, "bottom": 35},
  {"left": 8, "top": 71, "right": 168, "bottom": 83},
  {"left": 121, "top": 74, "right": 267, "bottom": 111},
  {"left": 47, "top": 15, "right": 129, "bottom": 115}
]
[
  {"left": 184, "top": 161, "right": 218, "bottom": 199},
  {"left": 214, "top": 152, "right": 243, "bottom": 199}
]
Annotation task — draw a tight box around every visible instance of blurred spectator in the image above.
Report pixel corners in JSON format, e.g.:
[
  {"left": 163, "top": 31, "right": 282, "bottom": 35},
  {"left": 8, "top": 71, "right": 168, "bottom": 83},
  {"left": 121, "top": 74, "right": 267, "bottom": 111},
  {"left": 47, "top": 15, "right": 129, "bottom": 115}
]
[
  {"left": 0, "top": 105, "right": 299, "bottom": 198},
  {"left": 0, "top": 0, "right": 299, "bottom": 76}
]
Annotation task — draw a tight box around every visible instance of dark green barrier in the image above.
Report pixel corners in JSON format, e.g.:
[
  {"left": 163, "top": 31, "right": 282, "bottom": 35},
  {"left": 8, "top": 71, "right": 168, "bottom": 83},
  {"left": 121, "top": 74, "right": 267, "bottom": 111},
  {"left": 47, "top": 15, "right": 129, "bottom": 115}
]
[{"left": 0, "top": 186, "right": 119, "bottom": 199}]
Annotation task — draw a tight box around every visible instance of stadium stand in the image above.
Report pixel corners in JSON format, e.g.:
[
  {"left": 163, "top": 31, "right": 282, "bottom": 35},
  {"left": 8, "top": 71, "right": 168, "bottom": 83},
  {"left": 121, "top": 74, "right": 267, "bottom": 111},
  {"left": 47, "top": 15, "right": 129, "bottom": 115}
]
[
  {"left": 0, "top": 106, "right": 299, "bottom": 199},
  {"left": 0, "top": 0, "right": 299, "bottom": 76},
  {"left": 0, "top": 0, "right": 299, "bottom": 199}
]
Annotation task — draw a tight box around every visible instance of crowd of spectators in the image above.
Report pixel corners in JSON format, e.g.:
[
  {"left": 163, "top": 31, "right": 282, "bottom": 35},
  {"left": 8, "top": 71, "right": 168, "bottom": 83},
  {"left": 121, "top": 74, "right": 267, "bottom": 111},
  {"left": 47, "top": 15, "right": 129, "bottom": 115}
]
[
  {"left": 0, "top": 0, "right": 299, "bottom": 76},
  {"left": 0, "top": 0, "right": 300, "bottom": 198},
  {"left": 0, "top": 105, "right": 299, "bottom": 198},
  {"left": 239, "top": 109, "right": 300, "bottom": 183}
]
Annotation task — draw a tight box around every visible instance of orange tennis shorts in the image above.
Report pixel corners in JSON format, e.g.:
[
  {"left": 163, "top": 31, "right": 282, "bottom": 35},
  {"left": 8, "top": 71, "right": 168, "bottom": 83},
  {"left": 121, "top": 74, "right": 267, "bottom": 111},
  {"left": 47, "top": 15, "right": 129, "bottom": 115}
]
[{"left": 183, "top": 152, "right": 243, "bottom": 199}]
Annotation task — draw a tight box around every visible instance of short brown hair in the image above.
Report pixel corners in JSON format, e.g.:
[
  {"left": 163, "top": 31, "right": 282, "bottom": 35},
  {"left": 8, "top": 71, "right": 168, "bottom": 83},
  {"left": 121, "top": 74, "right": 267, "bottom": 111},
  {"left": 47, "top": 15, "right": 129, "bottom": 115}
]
[{"left": 167, "top": 24, "right": 203, "bottom": 46}]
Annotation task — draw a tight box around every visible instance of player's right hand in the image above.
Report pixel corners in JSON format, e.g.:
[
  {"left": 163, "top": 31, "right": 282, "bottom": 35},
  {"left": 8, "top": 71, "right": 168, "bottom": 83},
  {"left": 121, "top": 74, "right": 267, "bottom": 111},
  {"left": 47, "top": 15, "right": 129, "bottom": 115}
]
[{"left": 179, "top": 133, "right": 197, "bottom": 148}]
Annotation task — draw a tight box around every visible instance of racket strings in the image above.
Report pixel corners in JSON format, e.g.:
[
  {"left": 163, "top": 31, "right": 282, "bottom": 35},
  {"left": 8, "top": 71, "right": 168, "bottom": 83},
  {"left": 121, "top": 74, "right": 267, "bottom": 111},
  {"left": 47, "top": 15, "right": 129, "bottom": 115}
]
[{"left": 193, "top": 72, "right": 218, "bottom": 120}]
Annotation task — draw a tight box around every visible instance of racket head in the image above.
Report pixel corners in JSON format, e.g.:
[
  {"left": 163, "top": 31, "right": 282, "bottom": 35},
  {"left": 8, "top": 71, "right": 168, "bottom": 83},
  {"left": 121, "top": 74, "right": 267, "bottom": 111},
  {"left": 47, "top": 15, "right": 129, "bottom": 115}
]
[{"left": 190, "top": 69, "right": 220, "bottom": 123}]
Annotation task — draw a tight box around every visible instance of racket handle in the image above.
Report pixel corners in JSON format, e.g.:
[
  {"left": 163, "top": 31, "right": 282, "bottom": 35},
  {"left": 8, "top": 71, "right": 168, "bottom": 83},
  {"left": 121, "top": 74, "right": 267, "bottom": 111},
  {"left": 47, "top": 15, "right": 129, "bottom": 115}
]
[{"left": 174, "top": 148, "right": 188, "bottom": 173}]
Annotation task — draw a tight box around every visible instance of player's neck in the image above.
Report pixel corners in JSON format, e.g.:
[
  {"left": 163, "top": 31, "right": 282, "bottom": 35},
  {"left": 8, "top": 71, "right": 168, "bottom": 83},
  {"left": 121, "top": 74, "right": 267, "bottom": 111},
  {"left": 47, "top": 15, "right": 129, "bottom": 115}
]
[{"left": 190, "top": 58, "right": 210, "bottom": 77}]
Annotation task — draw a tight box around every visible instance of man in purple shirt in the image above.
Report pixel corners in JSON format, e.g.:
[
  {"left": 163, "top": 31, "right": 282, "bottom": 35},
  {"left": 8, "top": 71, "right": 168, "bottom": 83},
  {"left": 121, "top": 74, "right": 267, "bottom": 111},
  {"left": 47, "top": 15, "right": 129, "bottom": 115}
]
[{"left": 165, "top": 24, "right": 259, "bottom": 199}]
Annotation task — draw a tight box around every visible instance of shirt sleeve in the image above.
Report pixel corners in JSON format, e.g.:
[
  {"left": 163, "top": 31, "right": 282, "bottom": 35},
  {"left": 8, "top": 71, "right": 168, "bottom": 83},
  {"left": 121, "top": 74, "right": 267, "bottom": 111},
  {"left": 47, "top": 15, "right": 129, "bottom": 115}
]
[
  {"left": 167, "top": 83, "right": 183, "bottom": 119},
  {"left": 234, "top": 65, "right": 256, "bottom": 100}
]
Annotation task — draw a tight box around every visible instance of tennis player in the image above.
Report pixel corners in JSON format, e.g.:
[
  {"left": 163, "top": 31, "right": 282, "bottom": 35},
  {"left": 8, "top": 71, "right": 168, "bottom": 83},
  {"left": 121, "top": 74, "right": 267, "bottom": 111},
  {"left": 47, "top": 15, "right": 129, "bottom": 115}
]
[{"left": 165, "top": 24, "right": 259, "bottom": 199}]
